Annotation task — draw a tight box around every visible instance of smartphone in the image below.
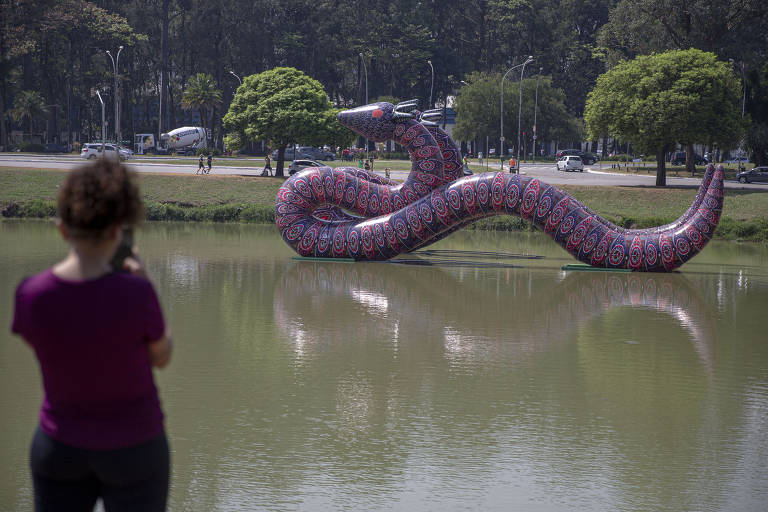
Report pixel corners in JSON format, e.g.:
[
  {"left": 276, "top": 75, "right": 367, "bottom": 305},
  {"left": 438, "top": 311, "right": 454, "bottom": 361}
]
[{"left": 110, "top": 227, "right": 134, "bottom": 272}]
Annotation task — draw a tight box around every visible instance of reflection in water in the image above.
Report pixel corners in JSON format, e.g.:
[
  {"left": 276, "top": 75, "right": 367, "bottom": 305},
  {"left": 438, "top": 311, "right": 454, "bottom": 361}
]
[{"left": 275, "top": 262, "right": 713, "bottom": 371}]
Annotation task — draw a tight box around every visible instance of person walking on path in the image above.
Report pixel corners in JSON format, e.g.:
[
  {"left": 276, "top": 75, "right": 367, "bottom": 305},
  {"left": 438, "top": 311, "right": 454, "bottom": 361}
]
[
  {"left": 11, "top": 158, "right": 173, "bottom": 511},
  {"left": 206, "top": 153, "right": 213, "bottom": 174},
  {"left": 197, "top": 154, "right": 205, "bottom": 174},
  {"left": 364, "top": 159, "right": 371, "bottom": 171},
  {"left": 262, "top": 154, "right": 272, "bottom": 176}
]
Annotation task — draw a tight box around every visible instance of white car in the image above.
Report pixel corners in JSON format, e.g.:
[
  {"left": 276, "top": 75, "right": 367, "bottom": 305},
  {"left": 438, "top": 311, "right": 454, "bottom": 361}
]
[
  {"left": 80, "top": 143, "right": 132, "bottom": 161},
  {"left": 557, "top": 155, "right": 584, "bottom": 172}
]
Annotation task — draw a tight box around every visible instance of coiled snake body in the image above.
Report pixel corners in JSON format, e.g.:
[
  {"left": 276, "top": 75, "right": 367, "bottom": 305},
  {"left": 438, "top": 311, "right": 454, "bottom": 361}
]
[{"left": 275, "top": 101, "right": 723, "bottom": 271}]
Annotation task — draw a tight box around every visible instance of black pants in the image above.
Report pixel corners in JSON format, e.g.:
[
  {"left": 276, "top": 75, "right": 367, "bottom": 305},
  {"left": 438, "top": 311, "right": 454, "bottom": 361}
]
[{"left": 30, "top": 427, "right": 170, "bottom": 512}]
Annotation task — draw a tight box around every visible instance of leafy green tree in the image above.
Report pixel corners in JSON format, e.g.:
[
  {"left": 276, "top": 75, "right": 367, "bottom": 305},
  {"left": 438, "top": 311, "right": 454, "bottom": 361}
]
[
  {"left": 11, "top": 90, "right": 47, "bottom": 142},
  {"left": 181, "top": 73, "right": 222, "bottom": 131},
  {"left": 322, "top": 109, "right": 356, "bottom": 152},
  {"left": 223, "top": 67, "right": 344, "bottom": 176},
  {"left": 453, "top": 71, "right": 581, "bottom": 157},
  {"left": 585, "top": 49, "right": 742, "bottom": 186}
]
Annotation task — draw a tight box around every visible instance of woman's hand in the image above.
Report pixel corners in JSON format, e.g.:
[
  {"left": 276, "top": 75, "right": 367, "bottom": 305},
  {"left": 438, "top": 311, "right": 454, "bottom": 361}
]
[{"left": 122, "top": 254, "right": 148, "bottom": 279}]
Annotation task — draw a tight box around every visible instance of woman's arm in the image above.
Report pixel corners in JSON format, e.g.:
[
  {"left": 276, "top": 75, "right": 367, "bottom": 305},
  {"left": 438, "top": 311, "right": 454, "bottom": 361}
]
[
  {"left": 123, "top": 255, "right": 172, "bottom": 368},
  {"left": 148, "top": 329, "right": 173, "bottom": 368}
]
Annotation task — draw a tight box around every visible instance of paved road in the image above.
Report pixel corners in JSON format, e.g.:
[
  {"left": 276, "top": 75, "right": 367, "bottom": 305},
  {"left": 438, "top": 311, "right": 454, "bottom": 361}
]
[{"left": 1, "top": 153, "right": 765, "bottom": 191}]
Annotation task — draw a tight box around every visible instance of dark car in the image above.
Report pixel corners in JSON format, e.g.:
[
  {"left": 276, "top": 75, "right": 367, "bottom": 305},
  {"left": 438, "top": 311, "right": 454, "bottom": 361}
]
[
  {"left": 555, "top": 149, "right": 598, "bottom": 165},
  {"left": 273, "top": 147, "right": 335, "bottom": 161},
  {"left": 670, "top": 151, "right": 707, "bottom": 166},
  {"left": 287, "top": 159, "right": 323, "bottom": 175},
  {"left": 300, "top": 147, "right": 336, "bottom": 161},
  {"left": 736, "top": 166, "right": 768, "bottom": 184},
  {"left": 44, "top": 143, "right": 68, "bottom": 153}
]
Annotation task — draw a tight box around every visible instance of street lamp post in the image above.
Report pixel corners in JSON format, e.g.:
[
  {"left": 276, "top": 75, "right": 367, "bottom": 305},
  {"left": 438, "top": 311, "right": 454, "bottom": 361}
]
[
  {"left": 427, "top": 60, "right": 434, "bottom": 108},
  {"left": 728, "top": 58, "right": 747, "bottom": 169},
  {"left": 516, "top": 56, "right": 534, "bottom": 173},
  {"left": 500, "top": 56, "right": 533, "bottom": 172},
  {"left": 532, "top": 67, "right": 542, "bottom": 162},
  {"left": 359, "top": 52, "right": 369, "bottom": 160},
  {"left": 229, "top": 70, "right": 242, "bottom": 85},
  {"left": 95, "top": 90, "right": 106, "bottom": 153},
  {"left": 738, "top": 61, "right": 746, "bottom": 171},
  {"left": 106, "top": 46, "right": 124, "bottom": 144}
]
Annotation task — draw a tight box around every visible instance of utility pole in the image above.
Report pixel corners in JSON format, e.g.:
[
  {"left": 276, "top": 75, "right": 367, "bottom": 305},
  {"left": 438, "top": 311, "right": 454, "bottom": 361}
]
[
  {"left": 106, "top": 46, "right": 124, "bottom": 144},
  {"left": 532, "top": 67, "right": 542, "bottom": 161}
]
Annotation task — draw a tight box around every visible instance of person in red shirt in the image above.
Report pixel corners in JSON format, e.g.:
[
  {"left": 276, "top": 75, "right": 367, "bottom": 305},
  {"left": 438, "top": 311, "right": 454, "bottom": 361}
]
[{"left": 12, "top": 159, "right": 173, "bottom": 511}]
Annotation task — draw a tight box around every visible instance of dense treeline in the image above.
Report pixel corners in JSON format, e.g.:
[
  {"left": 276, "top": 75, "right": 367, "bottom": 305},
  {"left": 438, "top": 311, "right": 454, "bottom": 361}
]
[{"left": 1, "top": 0, "right": 766, "bottom": 161}]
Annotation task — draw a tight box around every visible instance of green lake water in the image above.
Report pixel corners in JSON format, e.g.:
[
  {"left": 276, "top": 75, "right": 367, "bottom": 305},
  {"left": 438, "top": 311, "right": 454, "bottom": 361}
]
[{"left": 1, "top": 220, "right": 767, "bottom": 511}]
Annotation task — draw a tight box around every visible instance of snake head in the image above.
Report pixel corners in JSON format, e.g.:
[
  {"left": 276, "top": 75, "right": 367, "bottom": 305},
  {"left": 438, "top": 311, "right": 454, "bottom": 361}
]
[{"left": 337, "top": 100, "right": 418, "bottom": 142}]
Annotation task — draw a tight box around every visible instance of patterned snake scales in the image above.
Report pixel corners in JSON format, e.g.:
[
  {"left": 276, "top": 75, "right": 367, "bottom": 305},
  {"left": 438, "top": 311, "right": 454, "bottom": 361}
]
[{"left": 275, "top": 101, "right": 724, "bottom": 271}]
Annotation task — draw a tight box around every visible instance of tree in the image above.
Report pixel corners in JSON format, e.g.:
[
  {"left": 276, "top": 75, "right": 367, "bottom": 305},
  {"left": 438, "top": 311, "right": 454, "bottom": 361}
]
[
  {"left": 321, "top": 108, "right": 356, "bottom": 152},
  {"left": 11, "top": 90, "right": 47, "bottom": 142},
  {"left": 222, "top": 67, "right": 345, "bottom": 176},
  {"left": 453, "top": 71, "right": 582, "bottom": 157},
  {"left": 744, "top": 59, "right": 768, "bottom": 165},
  {"left": 598, "top": 0, "right": 767, "bottom": 67},
  {"left": 585, "top": 49, "right": 742, "bottom": 186},
  {"left": 181, "top": 73, "right": 222, "bottom": 132}
]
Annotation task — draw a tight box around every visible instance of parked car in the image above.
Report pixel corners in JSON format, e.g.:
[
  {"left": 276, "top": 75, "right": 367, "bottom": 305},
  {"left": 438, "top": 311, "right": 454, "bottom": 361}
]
[
  {"left": 79, "top": 143, "right": 132, "bottom": 161},
  {"left": 44, "top": 143, "right": 68, "bottom": 153},
  {"left": 555, "top": 149, "right": 598, "bottom": 165},
  {"left": 287, "top": 159, "right": 323, "bottom": 175},
  {"left": 670, "top": 151, "right": 707, "bottom": 165},
  {"left": 736, "top": 166, "right": 768, "bottom": 184},
  {"left": 272, "top": 146, "right": 335, "bottom": 161},
  {"left": 300, "top": 146, "right": 335, "bottom": 161},
  {"left": 557, "top": 155, "right": 584, "bottom": 172}
]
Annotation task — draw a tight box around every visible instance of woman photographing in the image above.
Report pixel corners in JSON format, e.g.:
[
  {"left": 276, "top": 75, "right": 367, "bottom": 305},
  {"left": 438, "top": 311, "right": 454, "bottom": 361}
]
[{"left": 11, "top": 158, "right": 173, "bottom": 511}]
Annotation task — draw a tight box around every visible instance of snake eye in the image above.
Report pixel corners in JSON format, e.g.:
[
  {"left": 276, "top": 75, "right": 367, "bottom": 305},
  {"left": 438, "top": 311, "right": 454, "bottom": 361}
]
[{"left": 372, "top": 109, "right": 383, "bottom": 118}]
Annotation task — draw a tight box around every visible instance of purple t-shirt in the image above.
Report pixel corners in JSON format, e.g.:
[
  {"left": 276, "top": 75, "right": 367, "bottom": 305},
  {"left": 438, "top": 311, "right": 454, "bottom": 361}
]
[{"left": 12, "top": 269, "right": 166, "bottom": 450}]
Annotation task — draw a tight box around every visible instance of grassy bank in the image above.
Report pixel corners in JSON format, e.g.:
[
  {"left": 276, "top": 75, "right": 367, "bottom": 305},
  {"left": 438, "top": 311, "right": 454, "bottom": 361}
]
[{"left": 1, "top": 167, "right": 766, "bottom": 241}]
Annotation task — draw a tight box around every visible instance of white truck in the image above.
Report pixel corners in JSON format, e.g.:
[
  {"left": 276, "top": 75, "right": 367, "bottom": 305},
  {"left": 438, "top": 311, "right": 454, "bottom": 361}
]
[{"left": 134, "top": 127, "right": 208, "bottom": 154}]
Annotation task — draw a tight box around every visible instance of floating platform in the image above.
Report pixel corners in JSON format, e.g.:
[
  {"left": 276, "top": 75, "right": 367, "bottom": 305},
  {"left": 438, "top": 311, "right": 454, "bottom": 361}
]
[
  {"left": 292, "top": 256, "right": 355, "bottom": 262},
  {"left": 561, "top": 264, "right": 632, "bottom": 273}
]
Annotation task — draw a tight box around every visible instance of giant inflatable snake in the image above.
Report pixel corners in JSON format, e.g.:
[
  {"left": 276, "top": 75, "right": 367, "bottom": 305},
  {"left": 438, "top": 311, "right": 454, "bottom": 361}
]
[{"left": 275, "top": 101, "right": 724, "bottom": 271}]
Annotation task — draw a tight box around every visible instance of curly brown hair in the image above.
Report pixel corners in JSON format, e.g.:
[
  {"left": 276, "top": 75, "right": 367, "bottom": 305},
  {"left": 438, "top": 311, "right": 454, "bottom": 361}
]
[{"left": 57, "top": 159, "right": 144, "bottom": 238}]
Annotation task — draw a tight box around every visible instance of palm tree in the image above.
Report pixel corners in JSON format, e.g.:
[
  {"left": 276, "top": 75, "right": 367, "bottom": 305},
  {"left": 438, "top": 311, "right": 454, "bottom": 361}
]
[
  {"left": 11, "top": 90, "right": 47, "bottom": 142},
  {"left": 181, "top": 73, "right": 222, "bottom": 131}
]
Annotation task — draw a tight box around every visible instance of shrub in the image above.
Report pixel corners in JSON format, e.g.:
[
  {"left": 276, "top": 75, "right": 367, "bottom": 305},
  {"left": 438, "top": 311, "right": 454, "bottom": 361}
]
[
  {"left": 603, "top": 153, "right": 631, "bottom": 162},
  {"left": 195, "top": 147, "right": 222, "bottom": 156},
  {"left": 379, "top": 152, "right": 410, "bottom": 160},
  {"left": 20, "top": 143, "right": 46, "bottom": 153}
]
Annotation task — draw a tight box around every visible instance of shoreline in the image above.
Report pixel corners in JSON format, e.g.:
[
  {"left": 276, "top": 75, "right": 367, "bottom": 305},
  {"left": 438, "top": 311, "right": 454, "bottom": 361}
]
[{"left": 2, "top": 168, "right": 766, "bottom": 242}]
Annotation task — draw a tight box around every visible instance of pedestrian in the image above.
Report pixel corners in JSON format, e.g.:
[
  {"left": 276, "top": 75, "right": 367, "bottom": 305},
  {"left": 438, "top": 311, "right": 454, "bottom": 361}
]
[
  {"left": 358, "top": 158, "right": 364, "bottom": 169},
  {"left": 11, "top": 158, "right": 173, "bottom": 511},
  {"left": 478, "top": 152, "right": 483, "bottom": 165},
  {"left": 385, "top": 167, "right": 391, "bottom": 179},
  {"left": 197, "top": 154, "right": 205, "bottom": 174},
  {"left": 509, "top": 157, "right": 516, "bottom": 172},
  {"left": 364, "top": 159, "right": 371, "bottom": 171},
  {"left": 263, "top": 153, "right": 272, "bottom": 177},
  {"left": 206, "top": 153, "right": 213, "bottom": 174}
]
